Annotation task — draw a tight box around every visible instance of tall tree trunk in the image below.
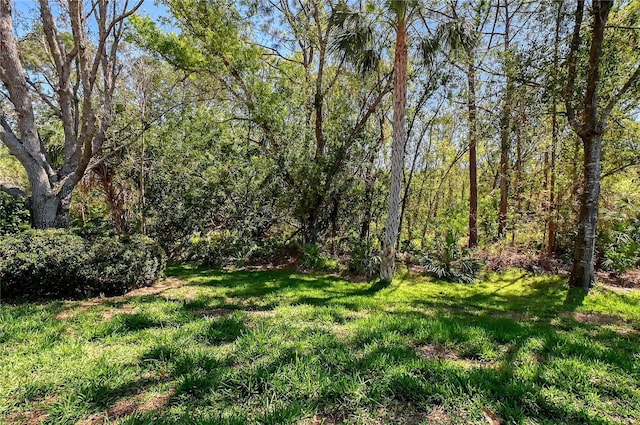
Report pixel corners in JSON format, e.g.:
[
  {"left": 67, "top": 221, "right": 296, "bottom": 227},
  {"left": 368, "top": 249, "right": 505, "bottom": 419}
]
[
  {"left": 563, "top": 0, "right": 634, "bottom": 291},
  {"left": 380, "top": 17, "right": 408, "bottom": 283},
  {"left": 512, "top": 123, "right": 522, "bottom": 244},
  {"left": 467, "top": 56, "right": 479, "bottom": 248},
  {"left": 547, "top": 103, "right": 558, "bottom": 256},
  {"left": 498, "top": 0, "right": 512, "bottom": 239},
  {"left": 569, "top": 133, "right": 602, "bottom": 289},
  {"left": 547, "top": 0, "right": 562, "bottom": 256}
]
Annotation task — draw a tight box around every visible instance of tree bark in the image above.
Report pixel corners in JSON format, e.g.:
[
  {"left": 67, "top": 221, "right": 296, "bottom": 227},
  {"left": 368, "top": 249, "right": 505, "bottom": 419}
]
[
  {"left": 467, "top": 56, "right": 479, "bottom": 248},
  {"left": 569, "top": 132, "right": 602, "bottom": 290},
  {"left": 564, "top": 0, "right": 624, "bottom": 292},
  {"left": 547, "top": 104, "right": 557, "bottom": 256},
  {"left": 380, "top": 16, "right": 408, "bottom": 283},
  {"left": 497, "top": 0, "right": 512, "bottom": 239}
]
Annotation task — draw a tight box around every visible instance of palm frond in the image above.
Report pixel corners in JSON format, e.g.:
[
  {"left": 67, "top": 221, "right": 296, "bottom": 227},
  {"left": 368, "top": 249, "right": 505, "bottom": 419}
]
[{"left": 330, "top": 1, "right": 381, "bottom": 75}]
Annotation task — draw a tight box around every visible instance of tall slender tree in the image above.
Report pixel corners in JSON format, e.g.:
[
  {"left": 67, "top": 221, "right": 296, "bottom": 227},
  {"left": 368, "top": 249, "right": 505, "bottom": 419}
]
[
  {"left": 380, "top": 0, "right": 412, "bottom": 282},
  {"left": 497, "top": 0, "right": 514, "bottom": 239},
  {"left": 565, "top": 0, "right": 640, "bottom": 291}
]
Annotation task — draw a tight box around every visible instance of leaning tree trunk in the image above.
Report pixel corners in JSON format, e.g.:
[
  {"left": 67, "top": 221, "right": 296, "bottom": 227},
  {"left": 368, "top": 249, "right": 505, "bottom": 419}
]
[
  {"left": 569, "top": 132, "right": 602, "bottom": 291},
  {"left": 380, "top": 17, "right": 408, "bottom": 283}
]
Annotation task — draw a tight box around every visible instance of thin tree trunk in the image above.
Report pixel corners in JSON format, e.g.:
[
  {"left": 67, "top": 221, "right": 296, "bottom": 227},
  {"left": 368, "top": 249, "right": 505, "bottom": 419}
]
[
  {"left": 361, "top": 114, "right": 385, "bottom": 240},
  {"left": 512, "top": 123, "right": 522, "bottom": 244},
  {"left": 380, "top": 17, "right": 408, "bottom": 283},
  {"left": 547, "top": 102, "right": 558, "bottom": 256},
  {"left": 547, "top": 0, "right": 562, "bottom": 256},
  {"left": 467, "top": 57, "right": 479, "bottom": 248},
  {"left": 498, "top": 0, "right": 512, "bottom": 239},
  {"left": 547, "top": 106, "right": 558, "bottom": 257}
]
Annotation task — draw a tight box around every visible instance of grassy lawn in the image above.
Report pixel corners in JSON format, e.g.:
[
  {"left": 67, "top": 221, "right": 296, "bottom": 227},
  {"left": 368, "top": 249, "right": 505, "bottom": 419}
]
[{"left": 1, "top": 266, "right": 639, "bottom": 424}]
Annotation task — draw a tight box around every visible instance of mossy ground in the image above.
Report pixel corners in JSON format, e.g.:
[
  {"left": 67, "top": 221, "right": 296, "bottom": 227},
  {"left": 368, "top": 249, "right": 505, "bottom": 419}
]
[{"left": 1, "top": 266, "right": 639, "bottom": 424}]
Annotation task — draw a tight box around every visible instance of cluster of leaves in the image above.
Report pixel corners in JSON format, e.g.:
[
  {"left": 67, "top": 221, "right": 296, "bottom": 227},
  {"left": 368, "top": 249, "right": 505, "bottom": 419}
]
[
  {"left": 598, "top": 210, "right": 640, "bottom": 275},
  {"left": 175, "top": 230, "right": 258, "bottom": 268},
  {"left": 298, "top": 244, "right": 336, "bottom": 272},
  {"left": 0, "top": 191, "right": 29, "bottom": 235},
  {"left": 0, "top": 230, "right": 166, "bottom": 300},
  {"left": 348, "top": 238, "right": 381, "bottom": 278},
  {"left": 419, "top": 229, "right": 481, "bottom": 283}
]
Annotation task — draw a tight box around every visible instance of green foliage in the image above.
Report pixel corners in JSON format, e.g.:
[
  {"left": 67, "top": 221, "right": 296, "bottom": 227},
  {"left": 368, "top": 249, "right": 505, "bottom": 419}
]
[
  {"left": 0, "top": 230, "right": 91, "bottom": 299},
  {"left": 0, "top": 230, "right": 166, "bottom": 300},
  {"left": 89, "top": 235, "right": 167, "bottom": 294},
  {"left": 347, "top": 238, "right": 381, "bottom": 278},
  {"left": 420, "top": 229, "right": 481, "bottom": 283},
  {"left": 0, "top": 192, "right": 29, "bottom": 235},
  {"left": 298, "top": 244, "right": 335, "bottom": 272},
  {"left": 180, "top": 231, "right": 255, "bottom": 268},
  {"left": 598, "top": 212, "right": 640, "bottom": 274}
]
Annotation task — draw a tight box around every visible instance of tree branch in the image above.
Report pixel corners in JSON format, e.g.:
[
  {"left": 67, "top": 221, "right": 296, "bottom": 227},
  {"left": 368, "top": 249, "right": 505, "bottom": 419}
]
[
  {"left": 0, "top": 181, "right": 28, "bottom": 199},
  {"left": 564, "top": 0, "right": 585, "bottom": 134},
  {"left": 603, "top": 62, "right": 640, "bottom": 120}
]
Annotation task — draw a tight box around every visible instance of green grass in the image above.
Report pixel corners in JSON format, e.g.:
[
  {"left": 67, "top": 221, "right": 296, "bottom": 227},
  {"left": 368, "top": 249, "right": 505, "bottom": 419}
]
[{"left": 1, "top": 267, "right": 639, "bottom": 424}]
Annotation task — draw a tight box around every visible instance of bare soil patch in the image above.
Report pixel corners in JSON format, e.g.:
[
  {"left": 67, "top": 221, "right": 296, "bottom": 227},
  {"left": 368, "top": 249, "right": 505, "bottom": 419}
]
[
  {"left": 475, "top": 248, "right": 566, "bottom": 274},
  {"left": 55, "top": 277, "right": 189, "bottom": 320},
  {"left": 417, "top": 344, "right": 498, "bottom": 369},
  {"left": 76, "top": 389, "right": 174, "bottom": 425},
  {"left": 5, "top": 409, "right": 49, "bottom": 425},
  {"left": 597, "top": 269, "right": 640, "bottom": 290},
  {"left": 563, "top": 311, "right": 634, "bottom": 327}
]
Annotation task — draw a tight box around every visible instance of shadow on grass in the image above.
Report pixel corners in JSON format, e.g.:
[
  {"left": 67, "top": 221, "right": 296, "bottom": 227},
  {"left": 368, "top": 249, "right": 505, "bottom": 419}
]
[
  {"left": 563, "top": 286, "right": 587, "bottom": 310},
  {"left": 4, "top": 266, "right": 639, "bottom": 425}
]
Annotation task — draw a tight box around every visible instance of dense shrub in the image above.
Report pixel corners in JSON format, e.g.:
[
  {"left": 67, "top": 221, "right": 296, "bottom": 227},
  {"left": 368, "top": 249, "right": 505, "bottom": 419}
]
[
  {"left": 0, "top": 230, "right": 91, "bottom": 298},
  {"left": 597, "top": 214, "right": 640, "bottom": 274},
  {"left": 89, "top": 235, "right": 167, "bottom": 294},
  {"left": 0, "top": 230, "right": 166, "bottom": 300},
  {"left": 0, "top": 191, "right": 29, "bottom": 235},
  {"left": 174, "top": 230, "right": 255, "bottom": 267}
]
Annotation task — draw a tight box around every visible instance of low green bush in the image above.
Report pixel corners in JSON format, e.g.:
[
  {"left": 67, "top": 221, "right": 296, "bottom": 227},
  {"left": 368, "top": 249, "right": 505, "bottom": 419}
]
[
  {"left": 419, "top": 229, "right": 482, "bottom": 283},
  {"left": 0, "top": 230, "right": 166, "bottom": 300},
  {"left": 0, "top": 230, "right": 91, "bottom": 298},
  {"left": 348, "top": 239, "right": 381, "bottom": 278},
  {"left": 298, "top": 244, "right": 336, "bottom": 272},
  {"left": 89, "top": 234, "right": 167, "bottom": 295}
]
